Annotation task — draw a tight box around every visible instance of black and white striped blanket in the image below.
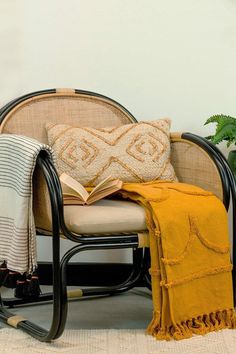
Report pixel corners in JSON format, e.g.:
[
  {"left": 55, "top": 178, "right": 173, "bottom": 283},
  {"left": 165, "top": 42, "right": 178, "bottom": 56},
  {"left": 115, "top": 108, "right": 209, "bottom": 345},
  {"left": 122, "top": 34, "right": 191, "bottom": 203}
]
[{"left": 0, "top": 134, "right": 54, "bottom": 274}]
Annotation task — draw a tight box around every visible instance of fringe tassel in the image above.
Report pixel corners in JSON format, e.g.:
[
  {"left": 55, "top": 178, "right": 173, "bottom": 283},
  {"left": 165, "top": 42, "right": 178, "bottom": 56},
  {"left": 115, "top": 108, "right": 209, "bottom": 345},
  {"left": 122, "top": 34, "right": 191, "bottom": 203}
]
[
  {"left": 0, "top": 262, "right": 9, "bottom": 286},
  {"left": 0, "top": 261, "right": 41, "bottom": 299},
  {"left": 23, "top": 273, "right": 41, "bottom": 299},
  {"left": 29, "top": 274, "right": 41, "bottom": 298},
  {"left": 3, "top": 271, "right": 19, "bottom": 288},
  {"left": 14, "top": 274, "right": 26, "bottom": 298},
  {"left": 14, "top": 272, "right": 41, "bottom": 299},
  {"left": 147, "top": 309, "right": 236, "bottom": 341},
  {"left": 146, "top": 311, "right": 160, "bottom": 335}
]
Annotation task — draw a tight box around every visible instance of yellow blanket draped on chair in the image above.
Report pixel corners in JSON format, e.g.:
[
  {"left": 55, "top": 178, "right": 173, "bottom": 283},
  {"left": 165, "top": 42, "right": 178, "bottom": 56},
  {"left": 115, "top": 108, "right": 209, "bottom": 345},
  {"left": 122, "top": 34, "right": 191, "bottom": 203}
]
[{"left": 120, "top": 181, "right": 236, "bottom": 340}]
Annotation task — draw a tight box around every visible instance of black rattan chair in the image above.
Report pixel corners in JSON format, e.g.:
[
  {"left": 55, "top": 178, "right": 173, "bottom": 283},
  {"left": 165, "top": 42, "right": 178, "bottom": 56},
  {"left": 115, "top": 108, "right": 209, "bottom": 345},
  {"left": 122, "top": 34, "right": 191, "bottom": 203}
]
[{"left": 0, "top": 88, "right": 235, "bottom": 341}]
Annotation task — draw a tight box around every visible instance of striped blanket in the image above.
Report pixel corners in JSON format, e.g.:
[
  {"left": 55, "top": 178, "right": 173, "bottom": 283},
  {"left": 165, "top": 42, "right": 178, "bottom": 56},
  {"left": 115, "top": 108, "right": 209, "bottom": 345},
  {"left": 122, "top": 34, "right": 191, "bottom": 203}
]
[{"left": 0, "top": 134, "right": 54, "bottom": 274}]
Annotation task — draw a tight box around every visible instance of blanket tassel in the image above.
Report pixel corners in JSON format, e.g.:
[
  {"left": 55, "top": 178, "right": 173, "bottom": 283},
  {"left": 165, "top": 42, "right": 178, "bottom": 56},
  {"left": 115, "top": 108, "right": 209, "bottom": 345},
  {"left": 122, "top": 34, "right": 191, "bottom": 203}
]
[
  {"left": 25, "top": 273, "right": 41, "bottom": 299},
  {"left": 0, "top": 265, "right": 41, "bottom": 300},
  {"left": 14, "top": 274, "right": 26, "bottom": 298},
  {"left": 147, "top": 309, "right": 236, "bottom": 341},
  {"left": 3, "top": 271, "right": 19, "bottom": 288},
  {"left": 14, "top": 272, "right": 41, "bottom": 299},
  {"left": 0, "top": 262, "right": 9, "bottom": 286}
]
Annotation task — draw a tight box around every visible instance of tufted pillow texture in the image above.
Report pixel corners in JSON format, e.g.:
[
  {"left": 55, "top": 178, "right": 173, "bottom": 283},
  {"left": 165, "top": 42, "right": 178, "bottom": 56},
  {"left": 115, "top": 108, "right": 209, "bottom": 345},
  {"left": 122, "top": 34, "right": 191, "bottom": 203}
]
[{"left": 45, "top": 119, "right": 177, "bottom": 186}]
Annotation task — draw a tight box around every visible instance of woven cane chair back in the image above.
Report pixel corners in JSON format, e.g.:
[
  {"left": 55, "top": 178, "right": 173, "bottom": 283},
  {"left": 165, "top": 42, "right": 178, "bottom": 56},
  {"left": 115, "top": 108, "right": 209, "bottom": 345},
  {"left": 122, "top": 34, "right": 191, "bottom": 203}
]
[
  {"left": 171, "top": 136, "right": 224, "bottom": 202},
  {"left": 0, "top": 88, "right": 225, "bottom": 203},
  {"left": 0, "top": 89, "right": 137, "bottom": 143}
]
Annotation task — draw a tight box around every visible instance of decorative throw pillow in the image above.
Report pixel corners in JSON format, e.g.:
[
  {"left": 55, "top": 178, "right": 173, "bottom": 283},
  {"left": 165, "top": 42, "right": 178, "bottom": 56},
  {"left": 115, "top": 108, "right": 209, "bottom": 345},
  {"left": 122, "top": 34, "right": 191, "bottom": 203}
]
[{"left": 45, "top": 119, "right": 177, "bottom": 186}]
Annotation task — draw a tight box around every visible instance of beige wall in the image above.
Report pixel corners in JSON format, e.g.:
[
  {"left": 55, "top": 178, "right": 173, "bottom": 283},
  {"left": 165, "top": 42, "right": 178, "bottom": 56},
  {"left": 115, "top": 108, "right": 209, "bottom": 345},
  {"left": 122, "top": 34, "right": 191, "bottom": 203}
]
[
  {"left": 2, "top": 1, "right": 236, "bottom": 133},
  {"left": 0, "top": 1, "right": 22, "bottom": 105},
  {"left": 1, "top": 0, "right": 235, "bottom": 261}
]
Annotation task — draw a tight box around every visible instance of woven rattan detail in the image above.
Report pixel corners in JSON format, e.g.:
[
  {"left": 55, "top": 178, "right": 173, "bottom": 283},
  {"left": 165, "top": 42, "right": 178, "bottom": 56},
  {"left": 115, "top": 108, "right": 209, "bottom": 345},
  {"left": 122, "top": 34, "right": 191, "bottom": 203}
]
[
  {"left": 7, "top": 315, "right": 26, "bottom": 328},
  {"left": 67, "top": 289, "right": 83, "bottom": 298},
  {"left": 0, "top": 93, "right": 135, "bottom": 143},
  {"left": 138, "top": 232, "right": 150, "bottom": 248},
  {"left": 171, "top": 137, "right": 223, "bottom": 201},
  {"left": 56, "top": 88, "right": 75, "bottom": 93}
]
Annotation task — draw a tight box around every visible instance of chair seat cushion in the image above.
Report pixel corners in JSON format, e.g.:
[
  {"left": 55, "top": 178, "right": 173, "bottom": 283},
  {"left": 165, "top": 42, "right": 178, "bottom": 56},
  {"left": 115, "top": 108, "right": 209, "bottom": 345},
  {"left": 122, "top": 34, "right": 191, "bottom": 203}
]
[{"left": 63, "top": 199, "right": 147, "bottom": 235}]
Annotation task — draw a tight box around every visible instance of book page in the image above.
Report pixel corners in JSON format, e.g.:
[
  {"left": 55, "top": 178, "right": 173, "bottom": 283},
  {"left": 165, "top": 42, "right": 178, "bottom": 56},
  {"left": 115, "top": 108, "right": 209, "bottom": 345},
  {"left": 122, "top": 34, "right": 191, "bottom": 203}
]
[
  {"left": 62, "top": 194, "right": 85, "bottom": 205},
  {"left": 88, "top": 175, "right": 113, "bottom": 199},
  {"left": 87, "top": 179, "right": 123, "bottom": 204},
  {"left": 60, "top": 173, "right": 123, "bottom": 205},
  {"left": 60, "top": 173, "right": 89, "bottom": 201}
]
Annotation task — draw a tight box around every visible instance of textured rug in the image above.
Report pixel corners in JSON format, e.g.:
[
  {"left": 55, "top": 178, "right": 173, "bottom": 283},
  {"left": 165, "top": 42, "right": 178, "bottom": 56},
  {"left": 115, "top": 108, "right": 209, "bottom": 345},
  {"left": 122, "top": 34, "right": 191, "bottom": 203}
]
[{"left": 0, "top": 328, "right": 235, "bottom": 354}]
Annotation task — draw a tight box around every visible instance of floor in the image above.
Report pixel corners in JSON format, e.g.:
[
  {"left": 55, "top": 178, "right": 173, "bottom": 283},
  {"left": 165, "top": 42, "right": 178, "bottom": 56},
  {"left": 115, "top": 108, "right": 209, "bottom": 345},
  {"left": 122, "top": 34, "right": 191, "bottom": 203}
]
[
  {"left": 1, "top": 287, "right": 236, "bottom": 354},
  {"left": 0, "top": 286, "right": 153, "bottom": 331}
]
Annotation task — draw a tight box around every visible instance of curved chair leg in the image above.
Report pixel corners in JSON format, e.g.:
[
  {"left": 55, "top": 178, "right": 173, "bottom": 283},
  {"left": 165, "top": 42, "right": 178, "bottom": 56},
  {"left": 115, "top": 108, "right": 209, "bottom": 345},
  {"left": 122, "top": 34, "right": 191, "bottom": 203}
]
[
  {"left": 2, "top": 248, "right": 144, "bottom": 308},
  {"left": 0, "top": 157, "right": 62, "bottom": 341},
  {"left": 55, "top": 241, "right": 139, "bottom": 339},
  {"left": 80, "top": 247, "right": 148, "bottom": 297},
  {"left": 0, "top": 240, "right": 140, "bottom": 341}
]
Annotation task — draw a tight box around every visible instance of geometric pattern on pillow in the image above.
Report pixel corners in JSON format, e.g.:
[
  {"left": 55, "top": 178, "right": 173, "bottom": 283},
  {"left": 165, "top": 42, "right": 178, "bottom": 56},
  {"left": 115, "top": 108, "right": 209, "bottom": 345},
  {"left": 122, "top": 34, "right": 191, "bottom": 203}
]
[{"left": 45, "top": 119, "right": 177, "bottom": 186}]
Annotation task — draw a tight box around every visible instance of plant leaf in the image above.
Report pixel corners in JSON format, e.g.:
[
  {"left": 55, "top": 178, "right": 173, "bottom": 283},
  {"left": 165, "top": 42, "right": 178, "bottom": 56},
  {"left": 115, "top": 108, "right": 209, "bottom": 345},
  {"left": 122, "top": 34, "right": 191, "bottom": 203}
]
[
  {"left": 204, "top": 114, "right": 236, "bottom": 126},
  {"left": 204, "top": 114, "right": 236, "bottom": 147}
]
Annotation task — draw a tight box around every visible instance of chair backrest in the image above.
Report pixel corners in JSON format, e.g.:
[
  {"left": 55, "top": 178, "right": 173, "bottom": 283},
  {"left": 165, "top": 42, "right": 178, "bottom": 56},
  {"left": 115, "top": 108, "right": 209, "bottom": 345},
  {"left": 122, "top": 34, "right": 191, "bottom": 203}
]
[
  {"left": 0, "top": 88, "right": 137, "bottom": 143},
  {"left": 0, "top": 88, "right": 226, "bottom": 204}
]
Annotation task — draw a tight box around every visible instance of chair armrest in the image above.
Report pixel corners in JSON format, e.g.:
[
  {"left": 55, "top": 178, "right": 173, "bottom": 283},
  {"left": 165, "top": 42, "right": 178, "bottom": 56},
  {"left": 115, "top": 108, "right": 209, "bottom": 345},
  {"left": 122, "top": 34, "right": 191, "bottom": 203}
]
[{"left": 170, "top": 132, "right": 229, "bottom": 206}]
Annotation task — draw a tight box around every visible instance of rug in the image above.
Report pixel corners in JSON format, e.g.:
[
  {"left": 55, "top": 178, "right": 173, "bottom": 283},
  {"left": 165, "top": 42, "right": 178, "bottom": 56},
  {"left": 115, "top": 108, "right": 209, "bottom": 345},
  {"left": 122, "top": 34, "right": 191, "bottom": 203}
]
[{"left": 0, "top": 328, "right": 235, "bottom": 354}]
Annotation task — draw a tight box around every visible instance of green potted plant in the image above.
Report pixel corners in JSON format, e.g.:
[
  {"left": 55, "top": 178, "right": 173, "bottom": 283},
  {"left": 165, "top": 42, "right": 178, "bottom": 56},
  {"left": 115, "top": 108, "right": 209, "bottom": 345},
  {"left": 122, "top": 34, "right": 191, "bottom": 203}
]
[{"left": 204, "top": 114, "right": 236, "bottom": 177}]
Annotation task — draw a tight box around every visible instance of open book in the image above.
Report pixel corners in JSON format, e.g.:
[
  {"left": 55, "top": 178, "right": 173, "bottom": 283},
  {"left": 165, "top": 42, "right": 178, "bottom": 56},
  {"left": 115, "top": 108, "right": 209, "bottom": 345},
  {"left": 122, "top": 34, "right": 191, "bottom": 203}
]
[{"left": 59, "top": 173, "right": 123, "bottom": 205}]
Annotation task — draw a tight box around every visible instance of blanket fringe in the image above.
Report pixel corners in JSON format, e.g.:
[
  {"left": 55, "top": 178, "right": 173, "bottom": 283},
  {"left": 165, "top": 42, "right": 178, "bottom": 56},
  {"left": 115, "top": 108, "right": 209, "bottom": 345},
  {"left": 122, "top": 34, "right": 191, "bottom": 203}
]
[
  {"left": 0, "top": 263, "right": 41, "bottom": 300},
  {"left": 4, "top": 271, "right": 19, "bottom": 288},
  {"left": 14, "top": 273, "right": 41, "bottom": 299},
  {"left": 147, "top": 309, "right": 236, "bottom": 340},
  {"left": 0, "top": 262, "right": 9, "bottom": 286}
]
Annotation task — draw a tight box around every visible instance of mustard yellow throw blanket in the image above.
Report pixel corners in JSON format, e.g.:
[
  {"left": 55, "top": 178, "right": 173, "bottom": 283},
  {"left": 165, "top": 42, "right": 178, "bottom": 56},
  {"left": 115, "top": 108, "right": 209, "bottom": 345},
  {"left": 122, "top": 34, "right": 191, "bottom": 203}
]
[{"left": 120, "top": 181, "right": 236, "bottom": 340}]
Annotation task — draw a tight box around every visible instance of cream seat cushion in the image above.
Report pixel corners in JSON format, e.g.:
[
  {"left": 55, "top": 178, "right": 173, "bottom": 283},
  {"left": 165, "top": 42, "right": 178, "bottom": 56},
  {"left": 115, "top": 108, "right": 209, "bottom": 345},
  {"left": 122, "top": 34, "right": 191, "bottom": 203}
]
[{"left": 63, "top": 199, "right": 147, "bottom": 235}]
